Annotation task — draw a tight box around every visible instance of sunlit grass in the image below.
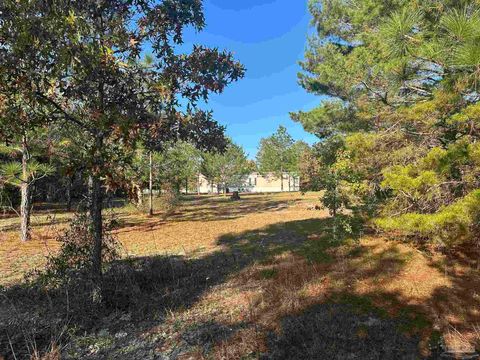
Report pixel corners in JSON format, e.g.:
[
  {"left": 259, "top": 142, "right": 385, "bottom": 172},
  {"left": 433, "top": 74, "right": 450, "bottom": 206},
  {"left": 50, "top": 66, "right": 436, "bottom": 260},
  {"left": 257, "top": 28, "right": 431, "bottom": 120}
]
[
  {"left": 1, "top": 192, "right": 479, "bottom": 356},
  {"left": 0, "top": 192, "right": 322, "bottom": 285}
]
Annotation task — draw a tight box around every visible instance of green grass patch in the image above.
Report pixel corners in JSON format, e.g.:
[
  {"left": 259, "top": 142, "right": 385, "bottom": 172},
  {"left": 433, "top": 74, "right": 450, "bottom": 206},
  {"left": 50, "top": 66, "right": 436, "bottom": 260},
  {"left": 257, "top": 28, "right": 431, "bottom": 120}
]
[
  {"left": 397, "top": 308, "right": 430, "bottom": 334},
  {"left": 331, "top": 293, "right": 431, "bottom": 336},
  {"left": 347, "top": 245, "right": 367, "bottom": 258},
  {"left": 332, "top": 293, "right": 389, "bottom": 319},
  {"left": 259, "top": 268, "right": 277, "bottom": 279},
  {"left": 297, "top": 240, "right": 336, "bottom": 263}
]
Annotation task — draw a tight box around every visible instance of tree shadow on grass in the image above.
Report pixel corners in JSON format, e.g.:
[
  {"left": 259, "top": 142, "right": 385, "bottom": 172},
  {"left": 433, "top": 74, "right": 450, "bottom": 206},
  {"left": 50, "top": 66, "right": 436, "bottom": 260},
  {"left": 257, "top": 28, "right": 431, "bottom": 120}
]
[
  {"left": 425, "top": 244, "right": 480, "bottom": 352},
  {"left": 0, "top": 215, "right": 340, "bottom": 358},
  {"left": 264, "top": 302, "right": 421, "bottom": 360},
  {"left": 112, "top": 196, "right": 293, "bottom": 234},
  {"left": 0, "top": 199, "right": 127, "bottom": 232},
  {"left": 169, "top": 198, "right": 290, "bottom": 223},
  {"left": 0, "top": 217, "right": 320, "bottom": 359},
  {"left": 217, "top": 220, "right": 432, "bottom": 359},
  {"left": 2, "top": 214, "right": 474, "bottom": 359},
  {"left": 0, "top": 215, "right": 72, "bottom": 232}
]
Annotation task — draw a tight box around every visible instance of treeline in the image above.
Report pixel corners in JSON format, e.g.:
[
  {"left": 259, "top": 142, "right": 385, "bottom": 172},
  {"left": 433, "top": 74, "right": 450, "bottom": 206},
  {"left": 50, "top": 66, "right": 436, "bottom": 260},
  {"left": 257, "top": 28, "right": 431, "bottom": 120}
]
[
  {"left": 127, "top": 125, "right": 309, "bottom": 201},
  {"left": 126, "top": 139, "right": 253, "bottom": 207},
  {"left": 0, "top": 124, "right": 311, "bottom": 217},
  {"left": 293, "top": 0, "right": 480, "bottom": 247}
]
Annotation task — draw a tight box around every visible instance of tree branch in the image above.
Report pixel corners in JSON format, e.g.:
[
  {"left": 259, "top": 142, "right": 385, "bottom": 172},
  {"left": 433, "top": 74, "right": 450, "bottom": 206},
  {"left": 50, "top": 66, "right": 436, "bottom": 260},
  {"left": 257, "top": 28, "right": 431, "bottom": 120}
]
[{"left": 34, "top": 92, "right": 93, "bottom": 133}]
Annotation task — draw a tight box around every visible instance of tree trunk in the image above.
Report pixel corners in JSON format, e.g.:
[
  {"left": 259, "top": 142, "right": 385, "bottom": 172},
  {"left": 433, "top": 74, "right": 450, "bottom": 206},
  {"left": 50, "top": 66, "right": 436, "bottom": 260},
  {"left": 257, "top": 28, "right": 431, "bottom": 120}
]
[
  {"left": 46, "top": 184, "right": 53, "bottom": 202},
  {"left": 20, "top": 183, "right": 31, "bottom": 242},
  {"left": 149, "top": 152, "right": 153, "bottom": 216},
  {"left": 185, "top": 177, "right": 188, "bottom": 195},
  {"left": 20, "top": 135, "right": 31, "bottom": 242},
  {"left": 136, "top": 184, "right": 143, "bottom": 207},
  {"left": 280, "top": 158, "right": 284, "bottom": 192},
  {"left": 89, "top": 174, "right": 103, "bottom": 280},
  {"left": 89, "top": 134, "right": 104, "bottom": 289}
]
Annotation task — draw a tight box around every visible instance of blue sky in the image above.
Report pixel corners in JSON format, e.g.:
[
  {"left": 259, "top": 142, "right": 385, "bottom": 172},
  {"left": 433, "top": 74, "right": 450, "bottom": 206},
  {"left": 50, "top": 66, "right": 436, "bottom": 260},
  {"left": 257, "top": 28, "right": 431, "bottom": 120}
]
[{"left": 182, "top": 0, "right": 322, "bottom": 159}]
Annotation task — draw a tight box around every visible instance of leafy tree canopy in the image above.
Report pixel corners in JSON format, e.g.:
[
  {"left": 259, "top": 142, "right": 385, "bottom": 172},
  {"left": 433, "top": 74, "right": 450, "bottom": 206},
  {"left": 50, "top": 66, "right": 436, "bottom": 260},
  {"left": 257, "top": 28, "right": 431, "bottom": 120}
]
[
  {"left": 201, "top": 140, "right": 250, "bottom": 189},
  {"left": 256, "top": 126, "right": 307, "bottom": 176}
]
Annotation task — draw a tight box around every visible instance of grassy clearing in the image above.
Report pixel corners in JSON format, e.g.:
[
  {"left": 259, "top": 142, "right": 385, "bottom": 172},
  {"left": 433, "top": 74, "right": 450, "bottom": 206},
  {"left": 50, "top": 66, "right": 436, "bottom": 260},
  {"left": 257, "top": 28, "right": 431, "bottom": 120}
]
[
  {"left": 1, "top": 192, "right": 479, "bottom": 358},
  {"left": 0, "top": 192, "right": 320, "bottom": 285}
]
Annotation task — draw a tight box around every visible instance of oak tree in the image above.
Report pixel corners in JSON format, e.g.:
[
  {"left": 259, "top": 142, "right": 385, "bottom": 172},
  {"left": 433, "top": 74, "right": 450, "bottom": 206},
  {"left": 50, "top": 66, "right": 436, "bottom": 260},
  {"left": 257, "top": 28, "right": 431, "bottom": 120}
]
[{"left": 0, "top": 1, "right": 244, "bottom": 280}]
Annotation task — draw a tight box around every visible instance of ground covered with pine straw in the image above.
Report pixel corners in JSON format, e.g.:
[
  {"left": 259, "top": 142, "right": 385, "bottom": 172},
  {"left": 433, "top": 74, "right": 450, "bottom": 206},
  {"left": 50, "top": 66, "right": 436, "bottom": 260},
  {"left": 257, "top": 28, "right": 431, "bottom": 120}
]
[{"left": 1, "top": 192, "right": 479, "bottom": 359}]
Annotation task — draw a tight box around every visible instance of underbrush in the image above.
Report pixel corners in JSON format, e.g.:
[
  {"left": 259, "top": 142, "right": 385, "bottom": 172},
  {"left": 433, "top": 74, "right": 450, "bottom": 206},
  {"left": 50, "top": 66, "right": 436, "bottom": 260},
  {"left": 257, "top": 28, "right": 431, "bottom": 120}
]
[
  {"left": 157, "top": 188, "right": 181, "bottom": 219},
  {"left": 1, "top": 212, "right": 123, "bottom": 359},
  {"left": 133, "top": 187, "right": 180, "bottom": 219},
  {"left": 0, "top": 207, "right": 256, "bottom": 359}
]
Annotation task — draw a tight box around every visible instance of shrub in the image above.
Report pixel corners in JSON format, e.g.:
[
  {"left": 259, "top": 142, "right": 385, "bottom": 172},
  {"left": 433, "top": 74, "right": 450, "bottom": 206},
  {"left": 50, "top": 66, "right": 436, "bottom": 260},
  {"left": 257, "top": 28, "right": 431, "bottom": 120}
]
[
  {"left": 2, "top": 213, "right": 121, "bottom": 359},
  {"left": 31, "top": 211, "right": 120, "bottom": 288},
  {"left": 158, "top": 186, "right": 180, "bottom": 219}
]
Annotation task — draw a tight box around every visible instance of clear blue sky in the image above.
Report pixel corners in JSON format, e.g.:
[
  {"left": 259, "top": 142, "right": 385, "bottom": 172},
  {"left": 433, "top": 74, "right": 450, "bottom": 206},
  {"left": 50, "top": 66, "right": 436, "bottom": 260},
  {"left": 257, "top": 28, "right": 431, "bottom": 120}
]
[{"left": 181, "top": 0, "right": 322, "bottom": 159}]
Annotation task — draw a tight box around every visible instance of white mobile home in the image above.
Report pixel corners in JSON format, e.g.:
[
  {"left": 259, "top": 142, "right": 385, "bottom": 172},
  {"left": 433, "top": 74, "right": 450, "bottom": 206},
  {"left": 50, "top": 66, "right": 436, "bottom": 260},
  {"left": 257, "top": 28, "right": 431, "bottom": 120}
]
[{"left": 196, "top": 172, "right": 300, "bottom": 194}]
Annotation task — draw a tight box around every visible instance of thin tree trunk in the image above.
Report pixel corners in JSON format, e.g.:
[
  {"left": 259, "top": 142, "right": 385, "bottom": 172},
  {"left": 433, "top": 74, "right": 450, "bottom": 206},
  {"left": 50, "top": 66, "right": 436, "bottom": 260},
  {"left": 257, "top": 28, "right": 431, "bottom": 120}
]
[
  {"left": 136, "top": 184, "right": 143, "bottom": 207},
  {"left": 89, "top": 134, "right": 104, "bottom": 290},
  {"left": 89, "top": 174, "right": 103, "bottom": 280},
  {"left": 20, "top": 135, "right": 31, "bottom": 242},
  {"left": 91, "top": 70, "right": 106, "bottom": 295},
  {"left": 280, "top": 157, "right": 284, "bottom": 192},
  {"left": 197, "top": 174, "right": 200, "bottom": 195},
  {"left": 20, "top": 184, "right": 31, "bottom": 241},
  {"left": 185, "top": 177, "right": 188, "bottom": 195},
  {"left": 46, "top": 184, "right": 52, "bottom": 202},
  {"left": 149, "top": 151, "right": 153, "bottom": 216}
]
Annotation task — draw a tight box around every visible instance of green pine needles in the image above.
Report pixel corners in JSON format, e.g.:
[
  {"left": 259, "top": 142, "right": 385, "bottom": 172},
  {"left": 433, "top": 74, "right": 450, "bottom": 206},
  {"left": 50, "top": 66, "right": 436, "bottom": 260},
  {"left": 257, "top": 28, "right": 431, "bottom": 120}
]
[{"left": 294, "top": 0, "right": 480, "bottom": 247}]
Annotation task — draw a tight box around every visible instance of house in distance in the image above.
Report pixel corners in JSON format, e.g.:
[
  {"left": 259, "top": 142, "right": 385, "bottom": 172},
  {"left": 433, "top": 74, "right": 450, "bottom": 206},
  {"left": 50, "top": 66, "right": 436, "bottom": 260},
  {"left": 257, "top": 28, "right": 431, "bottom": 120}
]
[{"left": 196, "top": 172, "right": 300, "bottom": 194}]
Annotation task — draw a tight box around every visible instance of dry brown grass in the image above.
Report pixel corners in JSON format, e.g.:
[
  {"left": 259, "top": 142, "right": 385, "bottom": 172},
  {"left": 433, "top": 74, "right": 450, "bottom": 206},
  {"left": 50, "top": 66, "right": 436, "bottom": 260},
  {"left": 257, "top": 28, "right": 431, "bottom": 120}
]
[
  {"left": 1, "top": 192, "right": 480, "bottom": 357},
  {"left": 0, "top": 193, "right": 321, "bottom": 285},
  {"left": 167, "top": 235, "right": 479, "bottom": 357}
]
